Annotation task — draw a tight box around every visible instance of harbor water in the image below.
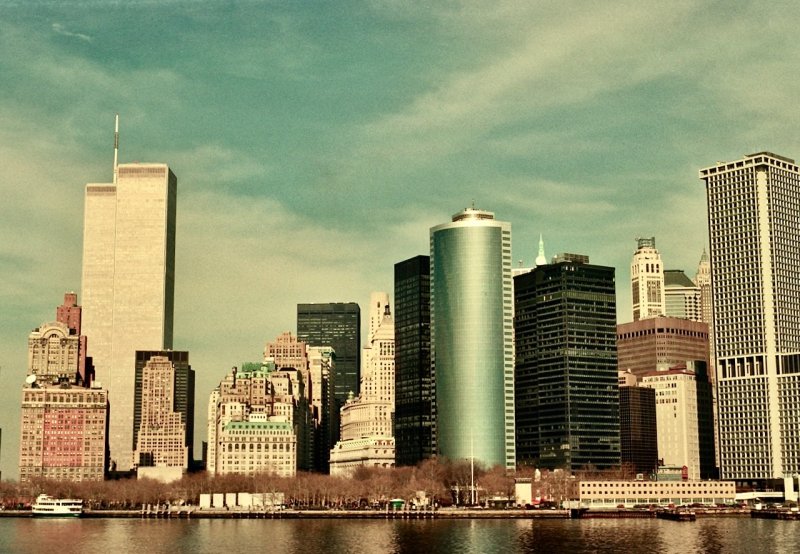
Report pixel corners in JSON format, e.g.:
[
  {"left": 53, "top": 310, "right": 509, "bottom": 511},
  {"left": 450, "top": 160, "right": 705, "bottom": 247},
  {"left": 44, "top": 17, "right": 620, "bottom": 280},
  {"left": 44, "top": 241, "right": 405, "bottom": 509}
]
[{"left": 1, "top": 516, "right": 799, "bottom": 553}]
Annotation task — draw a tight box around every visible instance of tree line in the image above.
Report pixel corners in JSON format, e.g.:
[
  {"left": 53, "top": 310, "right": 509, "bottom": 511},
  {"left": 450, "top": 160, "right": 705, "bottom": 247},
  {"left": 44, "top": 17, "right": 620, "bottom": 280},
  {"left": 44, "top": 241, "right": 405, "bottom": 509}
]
[{"left": 1, "top": 460, "right": 634, "bottom": 510}]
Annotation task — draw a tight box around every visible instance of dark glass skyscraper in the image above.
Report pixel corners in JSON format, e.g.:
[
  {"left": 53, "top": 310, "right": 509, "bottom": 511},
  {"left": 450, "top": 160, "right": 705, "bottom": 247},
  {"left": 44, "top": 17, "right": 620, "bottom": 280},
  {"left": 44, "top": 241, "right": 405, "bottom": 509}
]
[
  {"left": 297, "top": 303, "right": 361, "bottom": 403},
  {"left": 514, "top": 254, "right": 620, "bottom": 471},
  {"left": 619, "top": 382, "right": 658, "bottom": 475},
  {"left": 393, "top": 255, "right": 434, "bottom": 466}
]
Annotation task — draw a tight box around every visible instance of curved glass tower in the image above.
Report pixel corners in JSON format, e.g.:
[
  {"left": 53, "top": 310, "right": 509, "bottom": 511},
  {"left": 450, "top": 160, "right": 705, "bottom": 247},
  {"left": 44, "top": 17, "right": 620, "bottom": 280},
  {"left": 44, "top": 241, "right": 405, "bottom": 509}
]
[{"left": 430, "top": 208, "right": 515, "bottom": 469}]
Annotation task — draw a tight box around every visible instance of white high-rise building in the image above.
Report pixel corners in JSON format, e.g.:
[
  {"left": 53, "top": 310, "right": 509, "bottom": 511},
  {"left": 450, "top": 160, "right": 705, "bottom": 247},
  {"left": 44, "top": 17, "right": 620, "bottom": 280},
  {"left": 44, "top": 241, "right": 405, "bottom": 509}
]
[
  {"left": 701, "top": 151, "right": 800, "bottom": 480},
  {"left": 631, "top": 237, "right": 665, "bottom": 321},
  {"left": 641, "top": 367, "right": 703, "bottom": 480},
  {"left": 81, "top": 154, "right": 177, "bottom": 471},
  {"left": 330, "top": 292, "right": 396, "bottom": 475}
]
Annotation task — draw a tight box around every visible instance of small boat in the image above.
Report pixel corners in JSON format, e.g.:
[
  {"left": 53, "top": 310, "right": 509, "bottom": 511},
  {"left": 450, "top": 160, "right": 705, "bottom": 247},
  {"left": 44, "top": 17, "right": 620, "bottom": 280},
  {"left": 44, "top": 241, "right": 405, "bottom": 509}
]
[{"left": 31, "top": 494, "right": 83, "bottom": 517}]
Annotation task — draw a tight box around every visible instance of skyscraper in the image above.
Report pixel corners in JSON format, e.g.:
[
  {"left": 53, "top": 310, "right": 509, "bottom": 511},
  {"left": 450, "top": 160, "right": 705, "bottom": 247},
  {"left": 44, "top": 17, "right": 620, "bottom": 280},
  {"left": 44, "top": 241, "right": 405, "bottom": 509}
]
[
  {"left": 264, "top": 332, "right": 315, "bottom": 471},
  {"left": 515, "top": 254, "right": 619, "bottom": 471},
  {"left": 297, "top": 303, "right": 360, "bottom": 403},
  {"left": 330, "top": 294, "right": 396, "bottom": 475},
  {"left": 133, "top": 354, "right": 194, "bottom": 482},
  {"left": 133, "top": 350, "right": 194, "bottom": 474},
  {"left": 618, "top": 371, "right": 658, "bottom": 476},
  {"left": 81, "top": 157, "right": 177, "bottom": 471},
  {"left": 701, "top": 151, "right": 800, "bottom": 481},
  {"left": 393, "top": 255, "right": 434, "bottom": 467},
  {"left": 631, "top": 237, "right": 665, "bottom": 321},
  {"left": 431, "top": 208, "right": 515, "bottom": 470}
]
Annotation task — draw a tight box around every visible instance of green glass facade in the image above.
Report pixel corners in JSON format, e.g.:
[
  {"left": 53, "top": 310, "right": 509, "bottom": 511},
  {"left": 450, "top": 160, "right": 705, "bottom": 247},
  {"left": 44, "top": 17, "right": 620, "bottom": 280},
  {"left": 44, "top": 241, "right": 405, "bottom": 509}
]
[{"left": 431, "top": 209, "right": 515, "bottom": 469}]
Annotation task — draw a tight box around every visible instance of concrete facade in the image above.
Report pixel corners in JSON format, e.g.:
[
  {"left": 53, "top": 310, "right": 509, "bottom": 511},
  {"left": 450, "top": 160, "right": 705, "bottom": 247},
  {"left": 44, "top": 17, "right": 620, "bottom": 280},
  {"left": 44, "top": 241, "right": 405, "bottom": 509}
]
[
  {"left": 701, "top": 152, "right": 800, "bottom": 480},
  {"left": 133, "top": 355, "right": 191, "bottom": 479},
  {"left": 216, "top": 416, "right": 296, "bottom": 477},
  {"left": 631, "top": 237, "right": 665, "bottom": 321},
  {"left": 617, "top": 317, "right": 709, "bottom": 378},
  {"left": 579, "top": 479, "right": 736, "bottom": 508},
  {"left": 19, "top": 294, "right": 107, "bottom": 482},
  {"left": 329, "top": 437, "right": 395, "bottom": 476},
  {"left": 330, "top": 293, "right": 396, "bottom": 474},
  {"left": 19, "top": 385, "right": 108, "bottom": 482}
]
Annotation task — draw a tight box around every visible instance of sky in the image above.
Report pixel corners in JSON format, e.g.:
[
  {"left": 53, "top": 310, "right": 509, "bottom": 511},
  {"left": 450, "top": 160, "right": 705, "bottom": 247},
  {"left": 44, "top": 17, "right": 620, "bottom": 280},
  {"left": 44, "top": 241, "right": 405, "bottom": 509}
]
[{"left": 2, "top": 0, "right": 799, "bottom": 479}]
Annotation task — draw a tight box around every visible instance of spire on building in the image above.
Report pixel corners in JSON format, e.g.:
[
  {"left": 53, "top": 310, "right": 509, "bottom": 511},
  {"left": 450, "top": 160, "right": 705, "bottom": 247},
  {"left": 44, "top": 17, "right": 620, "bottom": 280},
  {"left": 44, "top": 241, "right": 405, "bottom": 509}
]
[{"left": 535, "top": 234, "right": 547, "bottom": 266}]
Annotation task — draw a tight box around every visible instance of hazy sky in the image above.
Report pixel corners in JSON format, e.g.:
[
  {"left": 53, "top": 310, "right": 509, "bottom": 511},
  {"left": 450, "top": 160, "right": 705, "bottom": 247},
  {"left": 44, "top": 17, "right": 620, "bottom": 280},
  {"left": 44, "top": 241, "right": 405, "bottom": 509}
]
[{"left": 2, "top": 0, "right": 798, "bottom": 478}]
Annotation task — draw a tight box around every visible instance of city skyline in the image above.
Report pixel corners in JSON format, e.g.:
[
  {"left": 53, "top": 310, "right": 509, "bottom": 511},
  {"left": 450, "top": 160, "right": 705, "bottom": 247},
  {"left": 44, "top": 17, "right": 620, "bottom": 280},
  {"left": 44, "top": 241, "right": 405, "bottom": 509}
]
[{"left": 2, "top": 1, "right": 799, "bottom": 479}]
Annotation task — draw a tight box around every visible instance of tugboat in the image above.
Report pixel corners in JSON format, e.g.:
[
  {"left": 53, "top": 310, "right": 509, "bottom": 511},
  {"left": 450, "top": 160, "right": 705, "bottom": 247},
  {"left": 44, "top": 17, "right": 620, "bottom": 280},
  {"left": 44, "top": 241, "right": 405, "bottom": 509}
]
[{"left": 31, "top": 494, "right": 83, "bottom": 517}]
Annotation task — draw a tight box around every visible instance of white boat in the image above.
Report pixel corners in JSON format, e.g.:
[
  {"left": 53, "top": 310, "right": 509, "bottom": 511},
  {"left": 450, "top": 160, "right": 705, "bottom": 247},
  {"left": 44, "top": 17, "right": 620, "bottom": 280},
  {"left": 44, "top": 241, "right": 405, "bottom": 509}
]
[{"left": 31, "top": 494, "right": 83, "bottom": 517}]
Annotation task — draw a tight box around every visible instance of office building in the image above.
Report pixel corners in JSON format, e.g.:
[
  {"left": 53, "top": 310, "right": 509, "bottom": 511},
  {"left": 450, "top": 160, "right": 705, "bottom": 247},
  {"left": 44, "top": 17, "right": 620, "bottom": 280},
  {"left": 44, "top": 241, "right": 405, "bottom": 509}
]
[
  {"left": 579, "top": 480, "right": 735, "bottom": 509},
  {"left": 701, "top": 151, "right": 800, "bottom": 480},
  {"left": 297, "top": 303, "right": 360, "bottom": 404},
  {"left": 307, "top": 346, "right": 336, "bottom": 472},
  {"left": 618, "top": 371, "right": 658, "bottom": 476},
  {"left": 207, "top": 362, "right": 306, "bottom": 476},
  {"left": 431, "top": 208, "right": 515, "bottom": 469},
  {"left": 631, "top": 237, "right": 665, "bottom": 321},
  {"left": 515, "top": 254, "right": 619, "bottom": 471},
  {"left": 664, "top": 270, "right": 702, "bottom": 321},
  {"left": 694, "top": 250, "right": 715, "bottom": 372},
  {"left": 329, "top": 437, "right": 395, "bottom": 475},
  {"left": 330, "top": 294, "right": 396, "bottom": 474},
  {"left": 81, "top": 158, "right": 177, "bottom": 472},
  {"left": 133, "top": 354, "right": 193, "bottom": 482},
  {"left": 19, "top": 385, "right": 108, "bottom": 482},
  {"left": 641, "top": 362, "right": 716, "bottom": 479},
  {"left": 133, "top": 351, "right": 194, "bottom": 479},
  {"left": 617, "top": 316, "right": 709, "bottom": 378},
  {"left": 216, "top": 415, "right": 296, "bottom": 477},
  {"left": 264, "top": 332, "right": 314, "bottom": 471},
  {"left": 19, "top": 294, "right": 107, "bottom": 482},
  {"left": 393, "top": 255, "right": 434, "bottom": 466}
]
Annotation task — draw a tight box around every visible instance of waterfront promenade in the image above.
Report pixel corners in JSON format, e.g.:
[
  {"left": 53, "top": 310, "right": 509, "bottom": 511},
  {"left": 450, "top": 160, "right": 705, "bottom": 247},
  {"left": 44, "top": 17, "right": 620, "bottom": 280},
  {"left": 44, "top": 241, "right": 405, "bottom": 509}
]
[{"left": 0, "top": 506, "right": 755, "bottom": 520}]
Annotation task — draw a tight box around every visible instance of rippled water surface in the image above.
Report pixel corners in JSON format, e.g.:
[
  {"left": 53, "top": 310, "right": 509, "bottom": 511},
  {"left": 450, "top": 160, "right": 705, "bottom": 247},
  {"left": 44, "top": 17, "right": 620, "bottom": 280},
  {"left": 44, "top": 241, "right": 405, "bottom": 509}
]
[{"left": 2, "top": 517, "right": 798, "bottom": 553}]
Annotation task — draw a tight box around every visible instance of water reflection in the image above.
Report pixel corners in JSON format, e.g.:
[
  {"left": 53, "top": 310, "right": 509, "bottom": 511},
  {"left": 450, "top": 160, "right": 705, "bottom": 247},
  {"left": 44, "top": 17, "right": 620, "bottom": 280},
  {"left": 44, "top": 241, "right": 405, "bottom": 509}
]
[{"left": 1, "top": 517, "right": 799, "bottom": 554}]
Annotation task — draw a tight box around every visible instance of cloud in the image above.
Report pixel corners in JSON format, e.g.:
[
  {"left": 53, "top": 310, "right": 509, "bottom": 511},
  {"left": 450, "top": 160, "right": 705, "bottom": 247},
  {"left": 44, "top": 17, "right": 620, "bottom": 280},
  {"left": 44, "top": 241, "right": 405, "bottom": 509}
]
[{"left": 51, "top": 22, "right": 92, "bottom": 42}]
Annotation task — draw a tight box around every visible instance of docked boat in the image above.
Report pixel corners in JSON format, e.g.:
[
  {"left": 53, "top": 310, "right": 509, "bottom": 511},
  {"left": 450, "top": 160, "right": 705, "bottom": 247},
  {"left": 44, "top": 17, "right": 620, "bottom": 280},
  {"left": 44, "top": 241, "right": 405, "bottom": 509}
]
[{"left": 31, "top": 494, "right": 83, "bottom": 517}]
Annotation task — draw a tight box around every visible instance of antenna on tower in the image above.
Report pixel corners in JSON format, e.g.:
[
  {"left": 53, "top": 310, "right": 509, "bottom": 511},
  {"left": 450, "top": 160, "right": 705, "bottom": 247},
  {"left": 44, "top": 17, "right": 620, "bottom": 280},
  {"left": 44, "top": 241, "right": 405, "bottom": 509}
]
[{"left": 113, "top": 114, "right": 120, "bottom": 184}]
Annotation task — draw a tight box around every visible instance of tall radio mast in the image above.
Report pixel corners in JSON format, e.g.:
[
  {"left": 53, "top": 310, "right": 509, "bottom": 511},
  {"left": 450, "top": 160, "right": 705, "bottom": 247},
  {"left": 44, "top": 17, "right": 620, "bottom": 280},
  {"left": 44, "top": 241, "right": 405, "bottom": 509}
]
[{"left": 112, "top": 114, "right": 119, "bottom": 184}]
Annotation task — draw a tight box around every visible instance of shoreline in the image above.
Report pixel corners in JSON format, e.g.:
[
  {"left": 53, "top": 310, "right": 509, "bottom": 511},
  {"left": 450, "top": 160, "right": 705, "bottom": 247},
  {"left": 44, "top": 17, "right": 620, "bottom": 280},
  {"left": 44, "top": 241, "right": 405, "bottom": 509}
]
[{"left": 0, "top": 508, "right": 752, "bottom": 520}]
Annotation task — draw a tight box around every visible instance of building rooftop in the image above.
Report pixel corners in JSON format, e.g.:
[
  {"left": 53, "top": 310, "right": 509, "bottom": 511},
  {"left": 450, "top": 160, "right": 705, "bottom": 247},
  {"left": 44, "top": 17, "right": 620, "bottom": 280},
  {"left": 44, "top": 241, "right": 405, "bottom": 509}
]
[{"left": 664, "top": 269, "right": 696, "bottom": 288}]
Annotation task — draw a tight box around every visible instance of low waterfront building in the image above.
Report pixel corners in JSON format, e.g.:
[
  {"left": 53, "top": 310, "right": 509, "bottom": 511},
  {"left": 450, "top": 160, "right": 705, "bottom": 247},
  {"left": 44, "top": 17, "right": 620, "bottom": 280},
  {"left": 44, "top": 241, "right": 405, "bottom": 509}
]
[
  {"left": 329, "top": 436, "right": 395, "bottom": 476},
  {"left": 216, "top": 415, "right": 296, "bottom": 477},
  {"left": 579, "top": 479, "right": 736, "bottom": 508}
]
